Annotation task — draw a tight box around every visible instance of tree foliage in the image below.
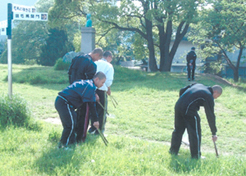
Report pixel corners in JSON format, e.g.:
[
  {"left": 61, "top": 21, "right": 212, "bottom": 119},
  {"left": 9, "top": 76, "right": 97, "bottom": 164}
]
[
  {"left": 190, "top": 0, "right": 246, "bottom": 81},
  {"left": 0, "top": 0, "right": 77, "bottom": 66},
  {"left": 38, "top": 28, "right": 74, "bottom": 66},
  {"left": 49, "top": 0, "right": 201, "bottom": 71},
  {"left": 0, "top": 0, "right": 54, "bottom": 64}
]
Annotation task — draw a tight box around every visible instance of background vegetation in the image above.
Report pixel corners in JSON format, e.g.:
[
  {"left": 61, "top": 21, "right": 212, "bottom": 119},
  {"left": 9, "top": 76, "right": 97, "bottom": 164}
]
[
  {"left": 1, "top": 0, "right": 245, "bottom": 82},
  {"left": 0, "top": 64, "right": 245, "bottom": 175}
]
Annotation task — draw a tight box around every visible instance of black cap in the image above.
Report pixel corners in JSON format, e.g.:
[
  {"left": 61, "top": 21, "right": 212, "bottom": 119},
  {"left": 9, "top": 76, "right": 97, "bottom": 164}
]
[{"left": 191, "top": 47, "right": 195, "bottom": 50}]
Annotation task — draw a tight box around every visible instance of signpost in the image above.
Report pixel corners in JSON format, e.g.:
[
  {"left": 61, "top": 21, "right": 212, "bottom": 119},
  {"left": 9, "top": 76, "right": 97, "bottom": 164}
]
[
  {"left": 7, "top": 3, "right": 13, "bottom": 98},
  {"left": 6, "top": 3, "right": 48, "bottom": 98}
]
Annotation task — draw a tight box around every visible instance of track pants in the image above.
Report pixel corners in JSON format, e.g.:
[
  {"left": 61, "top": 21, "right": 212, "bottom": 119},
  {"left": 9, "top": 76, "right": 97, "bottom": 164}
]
[
  {"left": 55, "top": 96, "right": 77, "bottom": 146},
  {"left": 75, "top": 103, "right": 90, "bottom": 143},
  {"left": 170, "top": 107, "right": 201, "bottom": 159},
  {"left": 187, "top": 63, "right": 196, "bottom": 80},
  {"left": 90, "top": 89, "right": 107, "bottom": 132}
]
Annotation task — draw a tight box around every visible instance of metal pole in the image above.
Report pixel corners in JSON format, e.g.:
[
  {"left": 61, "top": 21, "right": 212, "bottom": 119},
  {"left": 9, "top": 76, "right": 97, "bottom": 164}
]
[
  {"left": 7, "top": 3, "right": 13, "bottom": 98},
  {"left": 213, "top": 140, "right": 219, "bottom": 158},
  {"left": 7, "top": 39, "right": 12, "bottom": 98}
]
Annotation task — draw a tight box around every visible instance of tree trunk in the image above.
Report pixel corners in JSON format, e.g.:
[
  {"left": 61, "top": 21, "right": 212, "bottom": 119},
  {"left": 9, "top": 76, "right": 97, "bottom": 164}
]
[
  {"left": 157, "top": 23, "right": 166, "bottom": 71},
  {"left": 218, "top": 42, "right": 243, "bottom": 82},
  {"left": 159, "top": 21, "right": 189, "bottom": 72},
  {"left": 233, "top": 47, "right": 243, "bottom": 82},
  {"left": 145, "top": 19, "right": 158, "bottom": 71},
  {"left": 233, "top": 69, "right": 239, "bottom": 82}
]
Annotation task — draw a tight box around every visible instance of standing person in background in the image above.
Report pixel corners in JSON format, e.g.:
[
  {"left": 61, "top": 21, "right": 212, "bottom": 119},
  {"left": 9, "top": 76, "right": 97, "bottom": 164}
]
[
  {"left": 169, "top": 83, "right": 222, "bottom": 159},
  {"left": 89, "top": 51, "right": 114, "bottom": 134},
  {"left": 186, "top": 47, "right": 197, "bottom": 81},
  {"left": 55, "top": 72, "right": 106, "bottom": 148}
]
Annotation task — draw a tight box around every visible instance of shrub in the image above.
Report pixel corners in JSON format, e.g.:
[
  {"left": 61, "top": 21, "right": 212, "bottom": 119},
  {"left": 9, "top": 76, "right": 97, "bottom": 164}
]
[
  {"left": 29, "top": 75, "right": 48, "bottom": 84},
  {"left": 54, "top": 58, "right": 70, "bottom": 71},
  {"left": 0, "top": 94, "right": 31, "bottom": 129},
  {"left": 24, "top": 59, "right": 37, "bottom": 65}
]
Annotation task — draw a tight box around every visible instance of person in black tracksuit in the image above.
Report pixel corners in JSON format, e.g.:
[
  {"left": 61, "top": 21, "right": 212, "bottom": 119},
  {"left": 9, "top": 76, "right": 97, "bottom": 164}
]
[
  {"left": 169, "top": 83, "right": 222, "bottom": 159},
  {"left": 55, "top": 72, "right": 106, "bottom": 147},
  {"left": 68, "top": 48, "right": 103, "bottom": 84},
  {"left": 68, "top": 48, "right": 103, "bottom": 143},
  {"left": 186, "top": 47, "right": 197, "bottom": 81}
]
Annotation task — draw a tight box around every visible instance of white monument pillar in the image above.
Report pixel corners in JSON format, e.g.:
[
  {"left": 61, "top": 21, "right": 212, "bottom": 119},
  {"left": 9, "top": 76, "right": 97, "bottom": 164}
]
[{"left": 81, "top": 27, "right": 95, "bottom": 54}]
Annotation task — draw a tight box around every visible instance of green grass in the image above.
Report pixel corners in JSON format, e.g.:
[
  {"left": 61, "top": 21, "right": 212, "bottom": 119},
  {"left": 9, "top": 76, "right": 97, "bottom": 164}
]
[{"left": 0, "top": 64, "right": 246, "bottom": 175}]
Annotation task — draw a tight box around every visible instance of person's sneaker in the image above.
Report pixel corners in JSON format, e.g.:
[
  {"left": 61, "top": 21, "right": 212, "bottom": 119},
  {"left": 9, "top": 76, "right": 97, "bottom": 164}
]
[
  {"left": 64, "top": 146, "right": 72, "bottom": 151},
  {"left": 88, "top": 127, "right": 96, "bottom": 134},
  {"left": 94, "top": 130, "right": 99, "bottom": 135},
  {"left": 188, "top": 78, "right": 191, "bottom": 81},
  {"left": 57, "top": 142, "right": 64, "bottom": 149},
  {"left": 169, "top": 150, "right": 178, "bottom": 155}
]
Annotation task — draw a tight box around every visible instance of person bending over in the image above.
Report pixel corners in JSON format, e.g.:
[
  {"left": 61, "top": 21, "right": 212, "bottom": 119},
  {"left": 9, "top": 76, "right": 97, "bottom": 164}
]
[
  {"left": 55, "top": 72, "right": 106, "bottom": 148},
  {"left": 169, "top": 83, "right": 222, "bottom": 159}
]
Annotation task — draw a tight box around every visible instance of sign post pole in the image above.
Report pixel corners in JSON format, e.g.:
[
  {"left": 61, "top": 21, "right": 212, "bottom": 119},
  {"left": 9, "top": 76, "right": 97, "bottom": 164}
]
[
  {"left": 7, "top": 3, "right": 13, "bottom": 98},
  {"left": 5, "top": 3, "right": 48, "bottom": 98}
]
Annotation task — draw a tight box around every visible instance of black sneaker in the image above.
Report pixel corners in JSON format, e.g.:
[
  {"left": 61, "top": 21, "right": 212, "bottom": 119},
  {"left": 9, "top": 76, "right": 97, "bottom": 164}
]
[
  {"left": 94, "top": 130, "right": 99, "bottom": 135},
  {"left": 88, "top": 127, "right": 97, "bottom": 134},
  {"left": 57, "top": 141, "right": 64, "bottom": 149}
]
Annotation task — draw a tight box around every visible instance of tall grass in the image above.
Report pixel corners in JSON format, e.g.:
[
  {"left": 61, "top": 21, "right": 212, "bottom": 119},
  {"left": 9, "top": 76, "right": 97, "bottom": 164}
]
[
  {"left": 0, "top": 94, "right": 31, "bottom": 128},
  {"left": 2, "top": 64, "right": 68, "bottom": 84},
  {"left": 0, "top": 64, "right": 245, "bottom": 175}
]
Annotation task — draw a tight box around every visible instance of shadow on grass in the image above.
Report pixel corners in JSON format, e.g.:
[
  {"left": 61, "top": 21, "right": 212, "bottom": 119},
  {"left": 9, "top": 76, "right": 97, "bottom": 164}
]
[
  {"left": 34, "top": 146, "right": 76, "bottom": 175},
  {"left": 169, "top": 154, "right": 202, "bottom": 174},
  {"left": 34, "top": 133, "right": 101, "bottom": 175}
]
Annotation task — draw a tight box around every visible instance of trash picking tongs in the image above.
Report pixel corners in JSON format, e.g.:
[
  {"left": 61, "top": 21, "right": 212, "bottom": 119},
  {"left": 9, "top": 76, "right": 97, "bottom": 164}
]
[
  {"left": 96, "top": 101, "right": 109, "bottom": 146},
  {"left": 97, "top": 128, "right": 109, "bottom": 146}
]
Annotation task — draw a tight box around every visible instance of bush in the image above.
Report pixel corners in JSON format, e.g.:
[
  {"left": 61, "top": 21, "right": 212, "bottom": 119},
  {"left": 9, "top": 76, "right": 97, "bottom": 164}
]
[
  {"left": 24, "top": 59, "right": 37, "bottom": 65},
  {"left": 0, "top": 94, "right": 31, "bottom": 129},
  {"left": 54, "top": 58, "right": 70, "bottom": 71}
]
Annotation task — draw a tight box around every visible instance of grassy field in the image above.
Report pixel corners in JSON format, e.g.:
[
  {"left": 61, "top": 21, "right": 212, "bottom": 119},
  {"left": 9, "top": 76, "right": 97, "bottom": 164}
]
[{"left": 0, "top": 64, "right": 245, "bottom": 175}]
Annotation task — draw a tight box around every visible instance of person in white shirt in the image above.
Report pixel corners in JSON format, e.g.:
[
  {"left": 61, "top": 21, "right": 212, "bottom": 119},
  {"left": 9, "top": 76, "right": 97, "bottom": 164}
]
[{"left": 89, "top": 51, "right": 114, "bottom": 134}]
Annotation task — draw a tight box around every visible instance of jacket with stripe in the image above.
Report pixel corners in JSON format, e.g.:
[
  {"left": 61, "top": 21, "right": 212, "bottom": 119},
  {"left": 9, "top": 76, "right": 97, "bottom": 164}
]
[
  {"left": 176, "top": 83, "right": 217, "bottom": 135},
  {"left": 58, "top": 79, "right": 99, "bottom": 122}
]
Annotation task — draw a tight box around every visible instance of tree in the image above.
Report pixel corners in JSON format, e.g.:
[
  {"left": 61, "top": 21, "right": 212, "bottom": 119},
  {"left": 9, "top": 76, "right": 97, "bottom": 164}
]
[
  {"left": 49, "top": 0, "right": 201, "bottom": 72},
  {"left": 38, "top": 28, "right": 74, "bottom": 66},
  {"left": 0, "top": 0, "right": 53, "bottom": 64},
  {"left": 190, "top": 0, "right": 246, "bottom": 82}
]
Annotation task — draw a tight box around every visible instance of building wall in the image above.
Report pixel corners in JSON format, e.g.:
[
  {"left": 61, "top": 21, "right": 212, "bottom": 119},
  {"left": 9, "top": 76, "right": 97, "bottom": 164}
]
[
  {"left": 170, "top": 40, "right": 203, "bottom": 73},
  {"left": 171, "top": 40, "right": 202, "bottom": 65}
]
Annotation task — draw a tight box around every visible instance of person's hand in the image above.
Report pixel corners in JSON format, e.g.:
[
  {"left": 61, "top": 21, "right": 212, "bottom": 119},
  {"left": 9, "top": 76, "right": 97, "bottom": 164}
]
[
  {"left": 189, "top": 63, "right": 192, "bottom": 66},
  {"left": 212, "top": 135, "right": 217, "bottom": 142},
  {"left": 95, "top": 93, "right": 100, "bottom": 102},
  {"left": 107, "top": 87, "right": 111, "bottom": 96},
  {"left": 93, "top": 121, "right": 99, "bottom": 129}
]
